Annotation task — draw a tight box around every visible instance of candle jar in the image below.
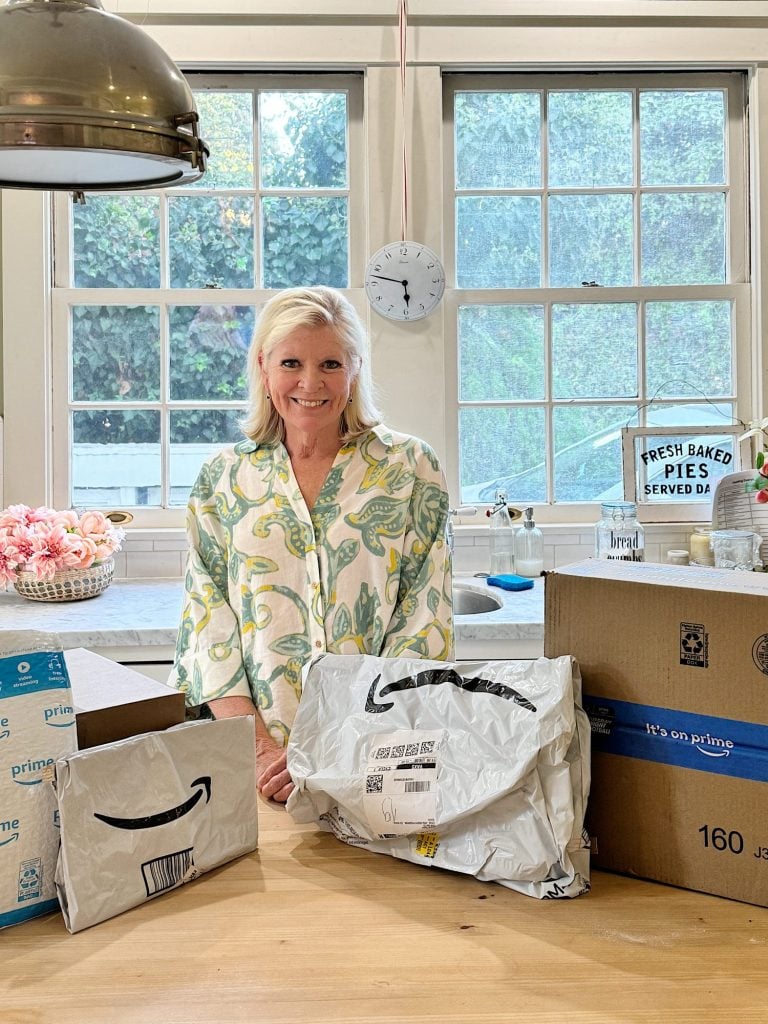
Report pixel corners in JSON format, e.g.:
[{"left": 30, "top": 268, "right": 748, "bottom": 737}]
[
  {"left": 595, "top": 501, "right": 645, "bottom": 562},
  {"left": 689, "top": 526, "right": 715, "bottom": 567}
]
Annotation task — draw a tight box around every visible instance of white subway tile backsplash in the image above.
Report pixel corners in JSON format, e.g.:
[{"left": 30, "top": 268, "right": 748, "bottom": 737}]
[
  {"left": 453, "top": 546, "right": 485, "bottom": 574},
  {"left": 111, "top": 551, "right": 127, "bottom": 578},
  {"left": 552, "top": 545, "right": 589, "bottom": 567},
  {"left": 152, "top": 538, "right": 189, "bottom": 551},
  {"left": 124, "top": 551, "right": 184, "bottom": 578},
  {"left": 111, "top": 524, "right": 702, "bottom": 580},
  {"left": 452, "top": 533, "right": 477, "bottom": 548}
]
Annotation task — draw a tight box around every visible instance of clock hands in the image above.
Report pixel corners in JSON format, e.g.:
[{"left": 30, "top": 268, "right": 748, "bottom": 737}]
[
  {"left": 370, "top": 273, "right": 408, "bottom": 286},
  {"left": 369, "top": 273, "right": 410, "bottom": 306}
]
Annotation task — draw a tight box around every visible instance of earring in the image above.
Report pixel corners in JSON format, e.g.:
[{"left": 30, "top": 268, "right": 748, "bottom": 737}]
[
  {"left": 348, "top": 395, "right": 353, "bottom": 405},
  {"left": 266, "top": 394, "right": 271, "bottom": 401}
]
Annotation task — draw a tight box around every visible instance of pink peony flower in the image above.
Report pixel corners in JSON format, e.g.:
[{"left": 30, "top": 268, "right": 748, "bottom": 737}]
[
  {"left": 0, "top": 540, "right": 20, "bottom": 585},
  {"left": 77, "top": 510, "right": 110, "bottom": 538},
  {"left": 7, "top": 525, "right": 36, "bottom": 565},
  {"left": 67, "top": 535, "right": 99, "bottom": 569},
  {"left": 0, "top": 504, "right": 33, "bottom": 530},
  {"left": 51, "top": 509, "right": 80, "bottom": 530}
]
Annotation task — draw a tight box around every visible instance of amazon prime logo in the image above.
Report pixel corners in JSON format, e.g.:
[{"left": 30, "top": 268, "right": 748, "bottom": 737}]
[
  {"left": 365, "top": 668, "right": 537, "bottom": 714},
  {"left": 0, "top": 816, "right": 20, "bottom": 848},
  {"left": 93, "top": 776, "right": 212, "bottom": 831}
]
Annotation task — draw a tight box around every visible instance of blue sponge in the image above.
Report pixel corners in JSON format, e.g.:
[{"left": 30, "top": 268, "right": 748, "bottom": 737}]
[{"left": 487, "top": 574, "right": 534, "bottom": 591}]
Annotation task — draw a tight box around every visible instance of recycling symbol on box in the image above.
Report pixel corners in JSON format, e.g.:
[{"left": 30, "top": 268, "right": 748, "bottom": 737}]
[
  {"left": 680, "top": 622, "right": 708, "bottom": 667},
  {"left": 681, "top": 632, "right": 704, "bottom": 655}
]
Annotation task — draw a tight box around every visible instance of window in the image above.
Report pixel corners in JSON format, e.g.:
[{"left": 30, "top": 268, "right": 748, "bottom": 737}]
[
  {"left": 50, "top": 73, "right": 363, "bottom": 523},
  {"left": 445, "top": 73, "right": 749, "bottom": 519}
]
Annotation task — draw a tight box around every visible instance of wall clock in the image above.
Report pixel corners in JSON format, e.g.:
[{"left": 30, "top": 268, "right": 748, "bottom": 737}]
[{"left": 364, "top": 241, "right": 445, "bottom": 322}]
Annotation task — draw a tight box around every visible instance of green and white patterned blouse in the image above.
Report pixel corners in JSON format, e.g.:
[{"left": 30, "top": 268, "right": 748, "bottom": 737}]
[{"left": 169, "top": 424, "right": 453, "bottom": 745}]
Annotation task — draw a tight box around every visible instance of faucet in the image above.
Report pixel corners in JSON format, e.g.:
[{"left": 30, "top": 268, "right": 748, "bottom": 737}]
[{"left": 446, "top": 506, "right": 479, "bottom": 554}]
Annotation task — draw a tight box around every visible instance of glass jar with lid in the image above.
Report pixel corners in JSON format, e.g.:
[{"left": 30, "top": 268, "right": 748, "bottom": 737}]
[{"left": 595, "top": 501, "right": 645, "bottom": 562}]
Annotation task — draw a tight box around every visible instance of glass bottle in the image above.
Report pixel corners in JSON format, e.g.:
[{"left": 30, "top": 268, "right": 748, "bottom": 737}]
[
  {"left": 595, "top": 501, "right": 645, "bottom": 562},
  {"left": 514, "top": 507, "right": 544, "bottom": 577},
  {"left": 489, "top": 491, "right": 515, "bottom": 574}
]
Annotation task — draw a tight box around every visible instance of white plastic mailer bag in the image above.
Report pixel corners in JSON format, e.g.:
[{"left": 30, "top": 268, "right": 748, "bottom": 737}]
[
  {"left": 54, "top": 717, "right": 258, "bottom": 932},
  {"left": 287, "top": 654, "right": 590, "bottom": 899}
]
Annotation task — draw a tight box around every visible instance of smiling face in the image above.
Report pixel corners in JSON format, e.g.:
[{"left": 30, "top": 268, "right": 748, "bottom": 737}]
[{"left": 259, "top": 324, "right": 358, "bottom": 451}]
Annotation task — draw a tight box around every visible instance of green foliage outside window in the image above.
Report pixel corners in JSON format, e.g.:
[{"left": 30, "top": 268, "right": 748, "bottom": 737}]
[
  {"left": 454, "top": 85, "right": 735, "bottom": 503},
  {"left": 70, "top": 88, "right": 350, "bottom": 449}
]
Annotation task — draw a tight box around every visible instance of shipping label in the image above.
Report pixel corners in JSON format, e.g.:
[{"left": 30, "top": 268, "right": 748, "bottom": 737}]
[{"left": 363, "top": 729, "right": 443, "bottom": 839}]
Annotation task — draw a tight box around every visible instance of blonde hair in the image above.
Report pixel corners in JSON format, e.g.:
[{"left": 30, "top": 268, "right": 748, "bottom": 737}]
[{"left": 240, "top": 287, "right": 381, "bottom": 445}]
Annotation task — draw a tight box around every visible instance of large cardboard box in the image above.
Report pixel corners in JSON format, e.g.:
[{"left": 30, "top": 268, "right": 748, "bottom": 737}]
[
  {"left": 544, "top": 558, "right": 768, "bottom": 907},
  {"left": 0, "top": 632, "right": 77, "bottom": 928},
  {"left": 63, "top": 648, "right": 185, "bottom": 749}
]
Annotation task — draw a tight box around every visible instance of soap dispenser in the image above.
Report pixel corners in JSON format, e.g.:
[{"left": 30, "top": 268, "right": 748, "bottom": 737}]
[
  {"left": 489, "top": 491, "right": 515, "bottom": 574},
  {"left": 514, "top": 507, "right": 544, "bottom": 577}
]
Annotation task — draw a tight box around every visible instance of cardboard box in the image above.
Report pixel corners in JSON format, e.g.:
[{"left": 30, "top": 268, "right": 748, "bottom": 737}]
[
  {"left": 0, "top": 632, "right": 77, "bottom": 928},
  {"left": 544, "top": 558, "right": 768, "bottom": 907},
  {"left": 63, "top": 648, "right": 185, "bottom": 749}
]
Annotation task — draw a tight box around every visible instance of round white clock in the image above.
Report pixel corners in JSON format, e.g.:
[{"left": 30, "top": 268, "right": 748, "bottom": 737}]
[{"left": 364, "top": 241, "right": 445, "bottom": 322}]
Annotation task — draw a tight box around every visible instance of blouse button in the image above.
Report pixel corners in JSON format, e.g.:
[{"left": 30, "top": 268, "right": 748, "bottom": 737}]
[{"left": 314, "top": 640, "right": 323, "bottom": 649}]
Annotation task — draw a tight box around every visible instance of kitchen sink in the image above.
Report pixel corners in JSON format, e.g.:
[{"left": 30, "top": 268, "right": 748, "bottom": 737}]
[{"left": 452, "top": 583, "right": 503, "bottom": 616}]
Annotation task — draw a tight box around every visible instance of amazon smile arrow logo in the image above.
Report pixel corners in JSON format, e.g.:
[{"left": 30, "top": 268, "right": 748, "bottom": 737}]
[
  {"left": 94, "top": 776, "right": 212, "bottom": 831},
  {"left": 365, "top": 668, "right": 537, "bottom": 714},
  {"left": 0, "top": 831, "right": 19, "bottom": 847}
]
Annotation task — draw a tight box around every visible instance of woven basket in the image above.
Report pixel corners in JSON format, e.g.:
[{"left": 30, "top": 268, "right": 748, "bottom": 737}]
[{"left": 13, "top": 557, "right": 115, "bottom": 603}]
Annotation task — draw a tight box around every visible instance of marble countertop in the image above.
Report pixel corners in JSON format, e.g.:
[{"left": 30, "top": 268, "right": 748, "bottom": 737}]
[
  {"left": 0, "top": 574, "right": 545, "bottom": 658},
  {"left": 0, "top": 579, "right": 185, "bottom": 654}
]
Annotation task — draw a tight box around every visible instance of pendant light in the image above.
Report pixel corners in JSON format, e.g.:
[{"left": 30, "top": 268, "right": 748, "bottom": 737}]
[{"left": 0, "top": 0, "right": 208, "bottom": 191}]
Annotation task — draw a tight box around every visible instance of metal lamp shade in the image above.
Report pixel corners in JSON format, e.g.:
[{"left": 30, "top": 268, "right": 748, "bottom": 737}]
[{"left": 0, "top": 0, "right": 208, "bottom": 190}]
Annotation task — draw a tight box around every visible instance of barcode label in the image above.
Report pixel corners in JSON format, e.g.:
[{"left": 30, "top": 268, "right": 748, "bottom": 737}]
[
  {"left": 364, "top": 729, "right": 442, "bottom": 836},
  {"left": 141, "top": 847, "right": 195, "bottom": 897},
  {"left": 404, "top": 780, "right": 430, "bottom": 793}
]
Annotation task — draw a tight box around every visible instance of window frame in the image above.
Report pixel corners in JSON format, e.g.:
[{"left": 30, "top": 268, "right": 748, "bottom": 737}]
[
  {"left": 443, "top": 70, "right": 751, "bottom": 523},
  {"left": 48, "top": 71, "right": 364, "bottom": 527}
]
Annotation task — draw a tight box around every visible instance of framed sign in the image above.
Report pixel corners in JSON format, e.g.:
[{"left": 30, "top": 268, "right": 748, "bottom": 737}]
[{"left": 621, "top": 425, "right": 746, "bottom": 522}]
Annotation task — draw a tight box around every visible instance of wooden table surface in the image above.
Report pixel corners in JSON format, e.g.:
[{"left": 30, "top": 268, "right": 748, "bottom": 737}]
[{"left": 4, "top": 800, "right": 768, "bottom": 1024}]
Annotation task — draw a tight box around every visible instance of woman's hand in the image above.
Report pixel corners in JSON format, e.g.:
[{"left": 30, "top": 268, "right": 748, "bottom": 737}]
[
  {"left": 205, "top": 695, "right": 295, "bottom": 804},
  {"left": 257, "top": 743, "right": 295, "bottom": 804}
]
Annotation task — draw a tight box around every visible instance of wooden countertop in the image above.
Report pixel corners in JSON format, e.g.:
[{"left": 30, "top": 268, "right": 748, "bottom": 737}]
[{"left": 5, "top": 801, "right": 768, "bottom": 1024}]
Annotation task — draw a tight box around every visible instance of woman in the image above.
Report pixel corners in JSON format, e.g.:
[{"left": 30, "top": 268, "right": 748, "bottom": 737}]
[{"left": 170, "top": 287, "right": 453, "bottom": 804}]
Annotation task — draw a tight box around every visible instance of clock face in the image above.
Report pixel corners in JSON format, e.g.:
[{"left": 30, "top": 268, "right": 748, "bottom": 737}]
[{"left": 364, "top": 241, "right": 445, "bottom": 322}]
